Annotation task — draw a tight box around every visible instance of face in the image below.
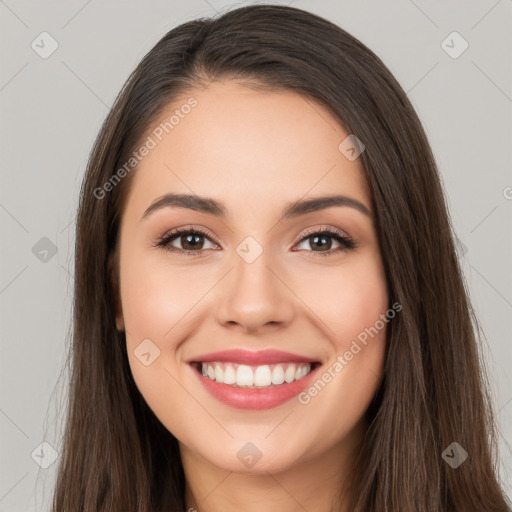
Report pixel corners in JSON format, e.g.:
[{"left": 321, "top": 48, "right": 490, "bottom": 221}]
[{"left": 113, "top": 80, "right": 389, "bottom": 474}]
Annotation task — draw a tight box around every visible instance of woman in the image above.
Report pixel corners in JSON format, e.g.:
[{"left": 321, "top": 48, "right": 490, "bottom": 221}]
[{"left": 50, "top": 4, "right": 511, "bottom": 511}]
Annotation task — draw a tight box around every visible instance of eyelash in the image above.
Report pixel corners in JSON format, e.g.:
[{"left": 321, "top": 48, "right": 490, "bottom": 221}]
[{"left": 155, "top": 225, "right": 357, "bottom": 258}]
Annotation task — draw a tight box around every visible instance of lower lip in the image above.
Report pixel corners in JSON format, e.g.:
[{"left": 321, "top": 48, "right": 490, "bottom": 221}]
[{"left": 191, "top": 363, "right": 320, "bottom": 410}]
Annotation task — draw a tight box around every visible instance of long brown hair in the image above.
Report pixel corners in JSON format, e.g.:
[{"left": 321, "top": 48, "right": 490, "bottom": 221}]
[{"left": 49, "top": 4, "right": 511, "bottom": 511}]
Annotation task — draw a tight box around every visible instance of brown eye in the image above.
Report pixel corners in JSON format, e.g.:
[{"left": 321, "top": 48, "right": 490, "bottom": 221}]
[
  {"left": 156, "top": 227, "right": 218, "bottom": 255},
  {"left": 177, "top": 232, "right": 206, "bottom": 250},
  {"left": 294, "top": 229, "right": 355, "bottom": 257},
  {"left": 301, "top": 233, "right": 335, "bottom": 251}
]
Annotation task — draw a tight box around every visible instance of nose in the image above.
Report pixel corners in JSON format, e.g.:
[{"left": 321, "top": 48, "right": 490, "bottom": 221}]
[{"left": 214, "top": 250, "right": 295, "bottom": 334}]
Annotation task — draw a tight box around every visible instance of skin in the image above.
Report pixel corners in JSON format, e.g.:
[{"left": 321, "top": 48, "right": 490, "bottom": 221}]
[{"left": 113, "top": 80, "right": 389, "bottom": 512}]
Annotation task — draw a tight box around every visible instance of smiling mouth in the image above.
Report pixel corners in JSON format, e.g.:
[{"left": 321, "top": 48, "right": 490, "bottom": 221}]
[{"left": 190, "top": 361, "right": 321, "bottom": 389}]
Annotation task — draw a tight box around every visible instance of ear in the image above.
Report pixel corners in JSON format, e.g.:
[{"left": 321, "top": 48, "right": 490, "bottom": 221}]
[{"left": 108, "top": 251, "right": 124, "bottom": 332}]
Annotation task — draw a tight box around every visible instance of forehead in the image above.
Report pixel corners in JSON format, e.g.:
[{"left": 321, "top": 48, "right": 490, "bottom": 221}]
[{"left": 123, "top": 80, "right": 371, "bottom": 218}]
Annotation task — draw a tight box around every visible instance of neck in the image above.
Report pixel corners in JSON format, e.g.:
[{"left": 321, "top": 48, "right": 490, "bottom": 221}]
[{"left": 180, "top": 417, "right": 366, "bottom": 512}]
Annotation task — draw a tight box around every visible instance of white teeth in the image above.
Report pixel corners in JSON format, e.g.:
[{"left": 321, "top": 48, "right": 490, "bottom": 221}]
[
  {"left": 254, "top": 365, "right": 272, "bottom": 387},
  {"left": 223, "top": 364, "right": 236, "bottom": 384},
  {"left": 214, "top": 365, "right": 224, "bottom": 382},
  {"left": 271, "top": 365, "right": 285, "bottom": 385},
  {"left": 236, "top": 365, "right": 254, "bottom": 386},
  {"left": 284, "top": 365, "right": 296, "bottom": 383},
  {"left": 199, "top": 362, "right": 313, "bottom": 388}
]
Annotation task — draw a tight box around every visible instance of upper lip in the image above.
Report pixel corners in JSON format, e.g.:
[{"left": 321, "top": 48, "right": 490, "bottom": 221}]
[{"left": 188, "top": 349, "right": 319, "bottom": 366}]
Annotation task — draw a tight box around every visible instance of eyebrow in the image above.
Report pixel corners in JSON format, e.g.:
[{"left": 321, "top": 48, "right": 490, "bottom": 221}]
[{"left": 141, "top": 193, "right": 372, "bottom": 222}]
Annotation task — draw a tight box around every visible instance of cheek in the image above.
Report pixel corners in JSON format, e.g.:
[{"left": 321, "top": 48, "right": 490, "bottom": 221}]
[
  {"left": 118, "top": 250, "right": 195, "bottom": 400},
  {"left": 295, "top": 253, "right": 389, "bottom": 426},
  {"left": 294, "top": 268, "right": 388, "bottom": 451},
  {"left": 120, "top": 250, "right": 203, "bottom": 340},
  {"left": 297, "top": 253, "right": 388, "bottom": 347},
  {"left": 292, "top": 250, "right": 388, "bottom": 405},
  {"left": 120, "top": 263, "right": 196, "bottom": 433}
]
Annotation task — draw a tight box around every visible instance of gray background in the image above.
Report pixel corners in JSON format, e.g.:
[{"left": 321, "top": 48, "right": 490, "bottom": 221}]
[{"left": 1, "top": 0, "right": 511, "bottom": 510}]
